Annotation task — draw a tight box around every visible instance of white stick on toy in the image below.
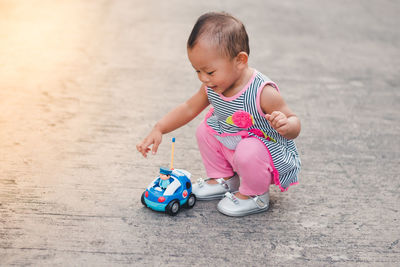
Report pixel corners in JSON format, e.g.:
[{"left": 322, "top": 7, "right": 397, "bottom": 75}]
[{"left": 170, "top": 137, "right": 175, "bottom": 169}]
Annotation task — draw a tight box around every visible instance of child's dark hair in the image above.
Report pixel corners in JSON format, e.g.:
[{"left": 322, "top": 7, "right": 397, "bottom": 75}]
[{"left": 187, "top": 12, "right": 250, "bottom": 59}]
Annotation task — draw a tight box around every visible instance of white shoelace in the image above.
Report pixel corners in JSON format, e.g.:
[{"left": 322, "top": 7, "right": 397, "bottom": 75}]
[
  {"left": 216, "top": 178, "right": 229, "bottom": 190},
  {"left": 224, "top": 192, "right": 239, "bottom": 204},
  {"left": 196, "top": 178, "right": 205, "bottom": 188},
  {"left": 225, "top": 192, "right": 268, "bottom": 208},
  {"left": 197, "top": 177, "right": 229, "bottom": 190},
  {"left": 253, "top": 196, "right": 268, "bottom": 208}
]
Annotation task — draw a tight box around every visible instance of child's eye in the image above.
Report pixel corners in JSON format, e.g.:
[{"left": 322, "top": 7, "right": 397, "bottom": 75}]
[{"left": 207, "top": 71, "right": 215, "bottom": 75}]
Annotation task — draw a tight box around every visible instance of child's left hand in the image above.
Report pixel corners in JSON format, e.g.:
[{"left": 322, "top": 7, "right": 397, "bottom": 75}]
[{"left": 265, "top": 111, "right": 290, "bottom": 136}]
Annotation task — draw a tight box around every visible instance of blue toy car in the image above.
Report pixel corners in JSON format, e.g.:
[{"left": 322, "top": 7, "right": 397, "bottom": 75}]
[{"left": 141, "top": 169, "right": 196, "bottom": 216}]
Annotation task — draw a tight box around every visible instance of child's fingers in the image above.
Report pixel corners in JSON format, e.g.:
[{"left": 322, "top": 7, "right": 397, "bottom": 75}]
[
  {"left": 276, "top": 124, "right": 289, "bottom": 136},
  {"left": 266, "top": 111, "right": 279, "bottom": 123},
  {"left": 274, "top": 118, "right": 287, "bottom": 128},
  {"left": 266, "top": 111, "right": 287, "bottom": 129},
  {"left": 137, "top": 146, "right": 147, "bottom": 157},
  {"left": 136, "top": 143, "right": 144, "bottom": 155},
  {"left": 143, "top": 147, "right": 151, "bottom": 157},
  {"left": 266, "top": 113, "right": 274, "bottom": 122},
  {"left": 266, "top": 113, "right": 277, "bottom": 126},
  {"left": 151, "top": 139, "right": 160, "bottom": 155},
  {"left": 272, "top": 111, "right": 284, "bottom": 121},
  {"left": 137, "top": 138, "right": 153, "bottom": 157}
]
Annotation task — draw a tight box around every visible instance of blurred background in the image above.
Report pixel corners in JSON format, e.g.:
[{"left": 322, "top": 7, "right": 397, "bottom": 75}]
[{"left": 1, "top": 0, "right": 399, "bottom": 265}]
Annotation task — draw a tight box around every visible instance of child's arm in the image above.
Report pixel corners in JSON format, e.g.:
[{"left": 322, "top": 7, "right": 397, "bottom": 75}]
[
  {"left": 136, "top": 85, "right": 209, "bottom": 157},
  {"left": 260, "top": 85, "right": 301, "bottom": 140}
]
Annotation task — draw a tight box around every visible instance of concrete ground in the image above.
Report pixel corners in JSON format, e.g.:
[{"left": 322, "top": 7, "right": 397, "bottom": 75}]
[{"left": 1, "top": 0, "right": 399, "bottom": 266}]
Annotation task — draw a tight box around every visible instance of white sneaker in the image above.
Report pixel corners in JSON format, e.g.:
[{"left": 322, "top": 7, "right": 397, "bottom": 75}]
[
  {"left": 192, "top": 174, "right": 240, "bottom": 200},
  {"left": 217, "top": 192, "right": 269, "bottom": 217}
]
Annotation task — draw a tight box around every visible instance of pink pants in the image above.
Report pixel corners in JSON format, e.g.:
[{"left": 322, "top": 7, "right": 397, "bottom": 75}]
[{"left": 196, "top": 121, "right": 273, "bottom": 196}]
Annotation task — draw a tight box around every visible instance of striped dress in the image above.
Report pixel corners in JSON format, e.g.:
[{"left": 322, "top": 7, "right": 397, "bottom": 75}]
[{"left": 204, "top": 70, "right": 301, "bottom": 191}]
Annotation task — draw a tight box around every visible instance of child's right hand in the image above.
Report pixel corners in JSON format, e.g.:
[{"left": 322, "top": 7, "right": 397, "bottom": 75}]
[{"left": 136, "top": 128, "right": 163, "bottom": 158}]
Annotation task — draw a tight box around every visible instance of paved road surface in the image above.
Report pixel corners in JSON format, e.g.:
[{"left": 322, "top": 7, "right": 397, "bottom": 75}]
[{"left": 1, "top": 0, "right": 399, "bottom": 265}]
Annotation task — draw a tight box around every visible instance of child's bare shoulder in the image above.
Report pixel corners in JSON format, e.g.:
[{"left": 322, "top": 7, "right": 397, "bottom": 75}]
[
  {"left": 260, "top": 84, "right": 285, "bottom": 113},
  {"left": 260, "top": 84, "right": 281, "bottom": 102}
]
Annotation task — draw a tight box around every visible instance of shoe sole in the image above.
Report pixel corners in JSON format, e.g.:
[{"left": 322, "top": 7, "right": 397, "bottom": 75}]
[
  {"left": 217, "top": 205, "right": 269, "bottom": 217},
  {"left": 195, "top": 193, "right": 226, "bottom": 201}
]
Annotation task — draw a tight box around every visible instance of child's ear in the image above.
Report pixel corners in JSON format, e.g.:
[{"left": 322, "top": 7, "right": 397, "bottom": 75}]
[{"left": 236, "top": 52, "right": 248, "bottom": 67}]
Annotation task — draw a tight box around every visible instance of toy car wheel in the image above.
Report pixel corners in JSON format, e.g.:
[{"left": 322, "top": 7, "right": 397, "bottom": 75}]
[
  {"left": 141, "top": 192, "right": 146, "bottom": 206},
  {"left": 166, "top": 200, "right": 180, "bottom": 216},
  {"left": 184, "top": 193, "right": 196, "bottom": 209}
]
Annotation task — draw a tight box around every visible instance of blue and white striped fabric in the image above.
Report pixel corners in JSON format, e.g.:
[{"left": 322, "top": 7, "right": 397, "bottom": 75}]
[{"left": 205, "top": 71, "right": 301, "bottom": 191}]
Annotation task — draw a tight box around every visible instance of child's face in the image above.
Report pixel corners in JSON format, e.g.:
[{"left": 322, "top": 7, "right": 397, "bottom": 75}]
[{"left": 188, "top": 40, "right": 242, "bottom": 95}]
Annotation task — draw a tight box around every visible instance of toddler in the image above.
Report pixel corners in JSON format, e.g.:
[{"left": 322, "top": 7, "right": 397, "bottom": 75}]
[{"left": 137, "top": 12, "right": 301, "bottom": 216}]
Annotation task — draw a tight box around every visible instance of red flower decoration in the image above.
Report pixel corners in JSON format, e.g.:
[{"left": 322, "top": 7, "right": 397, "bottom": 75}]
[
  {"left": 249, "top": 128, "right": 265, "bottom": 138},
  {"left": 232, "top": 110, "right": 253, "bottom": 128}
]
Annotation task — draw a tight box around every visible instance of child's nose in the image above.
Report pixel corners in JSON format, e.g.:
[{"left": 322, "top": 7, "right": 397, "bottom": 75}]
[{"left": 198, "top": 72, "right": 209, "bottom": 83}]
